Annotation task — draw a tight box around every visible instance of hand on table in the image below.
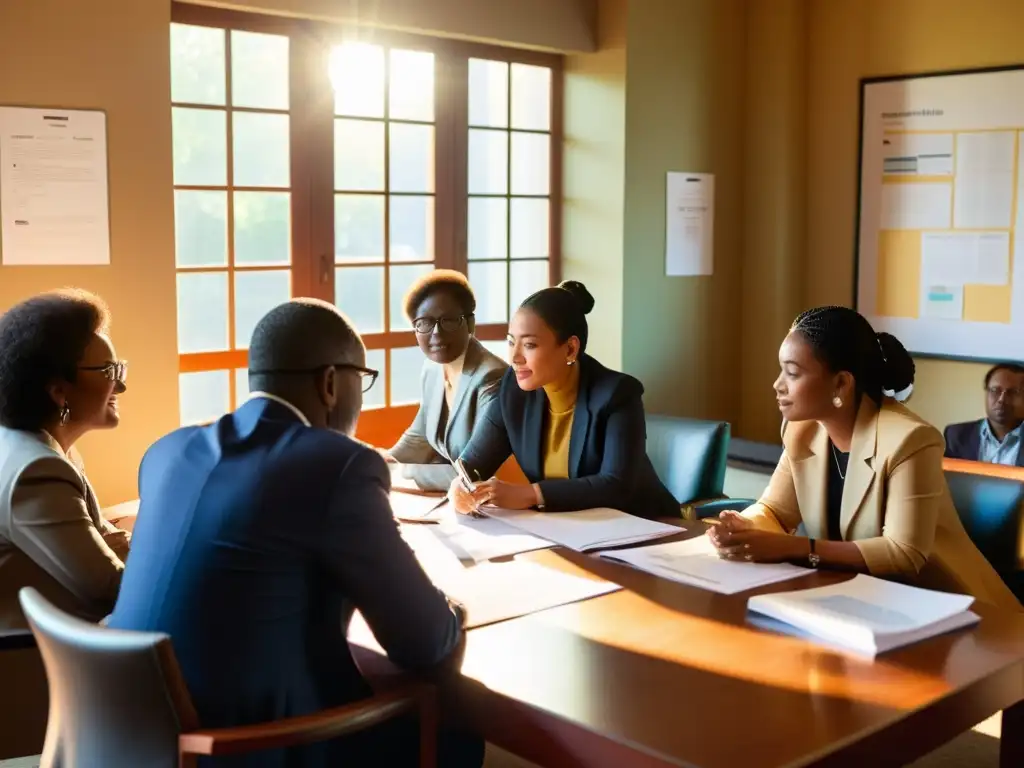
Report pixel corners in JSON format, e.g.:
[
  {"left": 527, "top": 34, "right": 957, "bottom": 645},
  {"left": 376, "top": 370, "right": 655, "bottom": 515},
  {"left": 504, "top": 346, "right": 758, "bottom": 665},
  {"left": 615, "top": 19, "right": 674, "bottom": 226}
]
[
  {"left": 376, "top": 448, "right": 396, "bottom": 463},
  {"left": 447, "top": 477, "right": 540, "bottom": 515},
  {"left": 707, "top": 510, "right": 799, "bottom": 564}
]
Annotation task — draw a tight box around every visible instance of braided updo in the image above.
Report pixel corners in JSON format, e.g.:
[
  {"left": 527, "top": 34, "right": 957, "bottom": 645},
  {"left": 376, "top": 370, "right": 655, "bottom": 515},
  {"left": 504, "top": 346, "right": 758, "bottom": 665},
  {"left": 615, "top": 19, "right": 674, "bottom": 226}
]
[{"left": 791, "top": 306, "right": 915, "bottom": 404}]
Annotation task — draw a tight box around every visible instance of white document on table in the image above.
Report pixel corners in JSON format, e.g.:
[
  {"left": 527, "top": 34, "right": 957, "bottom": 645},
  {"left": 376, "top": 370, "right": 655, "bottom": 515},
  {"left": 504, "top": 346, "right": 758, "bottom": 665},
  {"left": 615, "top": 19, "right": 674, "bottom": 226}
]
[
  {"left": 389, "top": 491, "right": 447, "bottom": 522},
  {"left": 597, "top": 535, "right": 811, "bottom": 595},
  {"left": 481, "top": 507, "right": 679, "bottom": 552},
  {"left": 427, "top": 513, "right": 554, "bottom": 564}
]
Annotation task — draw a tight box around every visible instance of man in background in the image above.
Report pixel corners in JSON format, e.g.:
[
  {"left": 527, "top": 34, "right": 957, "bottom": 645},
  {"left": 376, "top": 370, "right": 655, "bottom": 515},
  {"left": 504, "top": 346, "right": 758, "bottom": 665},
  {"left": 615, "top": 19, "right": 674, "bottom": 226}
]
[
  {"left": 945, "top": 363, "right": 1024, "bottom": 467},
  {"left": 110, "top": 299, "right": 481, "bottom": 767}
]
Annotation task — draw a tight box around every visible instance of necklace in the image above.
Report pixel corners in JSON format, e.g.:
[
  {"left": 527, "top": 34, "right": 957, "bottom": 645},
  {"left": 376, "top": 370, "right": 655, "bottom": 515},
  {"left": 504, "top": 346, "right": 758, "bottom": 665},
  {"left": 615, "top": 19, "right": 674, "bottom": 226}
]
[{"left": 831, "top": 443, "right": 847, "bottom": 481}]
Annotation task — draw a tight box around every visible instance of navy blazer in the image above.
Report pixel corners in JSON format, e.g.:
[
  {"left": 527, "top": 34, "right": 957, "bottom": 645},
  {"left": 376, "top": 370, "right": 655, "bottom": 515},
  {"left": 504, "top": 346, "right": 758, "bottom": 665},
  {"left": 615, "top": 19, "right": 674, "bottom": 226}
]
[
  {"left": 109, "top": 398, "right": 461, "bottom": 767},
  {"left": 944, "top": 419, "right": 1024, "bottom": 466},
  {"left": 460, "top": 355, "right": 678, "bottom": 519}
]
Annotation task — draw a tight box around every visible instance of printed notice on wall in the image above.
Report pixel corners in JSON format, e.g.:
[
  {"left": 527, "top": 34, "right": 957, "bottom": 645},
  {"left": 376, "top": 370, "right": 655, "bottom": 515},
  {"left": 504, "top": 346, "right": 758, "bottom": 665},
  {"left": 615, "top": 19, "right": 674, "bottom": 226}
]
[
  {"left": 0, "top": 107, "right": 111, "bottom": 265},
  {"left": 665, "top": 172, "right": 714, "bottom": 276}
]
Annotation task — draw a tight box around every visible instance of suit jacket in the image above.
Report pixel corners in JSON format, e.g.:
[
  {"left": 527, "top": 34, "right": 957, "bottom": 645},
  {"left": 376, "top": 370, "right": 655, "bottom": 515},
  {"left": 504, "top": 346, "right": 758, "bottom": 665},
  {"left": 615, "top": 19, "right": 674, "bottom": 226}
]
[
  {"left": 743, "top": 398, "right": 1021, "bottom": 611},
  {"left": 0, "top": 427, "right": 128, "bottom": 630},
  {"left": 389, "top": 338, "right": 506, "bottom": 491},
  {"left": 460, "top": 354, "right": 679, "bottom": 520},
  {"left": 944, "top": 419, "right": 1024, "bottom": 466}
]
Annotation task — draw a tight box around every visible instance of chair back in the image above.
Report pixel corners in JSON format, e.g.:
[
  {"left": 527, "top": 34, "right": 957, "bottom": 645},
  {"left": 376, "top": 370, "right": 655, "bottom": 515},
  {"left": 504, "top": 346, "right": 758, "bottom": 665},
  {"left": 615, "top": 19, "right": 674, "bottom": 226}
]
[
  {"left": 943, "top": 463, "right": 1024, "bottom": 601},
  {"left": 19, "top": 588, "right": 199, "bottom": 768},
  {"left": 646, "top": 415, "right": 730, "bottom": 505}
]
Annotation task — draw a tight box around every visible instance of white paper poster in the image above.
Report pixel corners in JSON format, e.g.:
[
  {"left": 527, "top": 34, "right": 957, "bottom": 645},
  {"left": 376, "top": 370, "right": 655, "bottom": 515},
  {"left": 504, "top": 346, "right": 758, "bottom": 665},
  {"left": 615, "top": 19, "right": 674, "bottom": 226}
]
[
  {"left": 0, "top": 107, "right": 111, "bottom": 265},
  {"left": 665, "top": 172, "right": 714, "bottom": 276}
]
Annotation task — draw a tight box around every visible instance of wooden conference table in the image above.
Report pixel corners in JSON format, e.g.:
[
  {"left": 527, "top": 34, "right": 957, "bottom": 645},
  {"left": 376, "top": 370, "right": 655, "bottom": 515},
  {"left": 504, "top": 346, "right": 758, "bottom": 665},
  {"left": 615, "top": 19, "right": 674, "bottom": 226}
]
[{"left": 351, "top": 523, "right": 1024, "bottom": 768}]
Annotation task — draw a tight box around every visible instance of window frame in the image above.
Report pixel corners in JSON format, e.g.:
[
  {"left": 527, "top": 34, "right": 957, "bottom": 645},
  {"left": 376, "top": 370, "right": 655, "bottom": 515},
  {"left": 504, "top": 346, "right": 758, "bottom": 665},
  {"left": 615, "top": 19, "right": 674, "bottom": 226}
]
[{"left": 170, "top": 2, "right": 563, "bottom": 438}]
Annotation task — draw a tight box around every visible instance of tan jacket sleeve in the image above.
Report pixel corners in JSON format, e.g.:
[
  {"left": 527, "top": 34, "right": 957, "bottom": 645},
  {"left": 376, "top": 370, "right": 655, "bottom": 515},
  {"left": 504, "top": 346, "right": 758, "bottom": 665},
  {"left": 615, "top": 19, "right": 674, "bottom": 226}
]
[
  {"left": 9, "top": 456, "right": 126, "bottom": 612},
  {"left": 740, "top": 450, "right": 803, "bottom": 534},
  {"left": 853, "top": 427, "right": 943, "bottom": 578}
]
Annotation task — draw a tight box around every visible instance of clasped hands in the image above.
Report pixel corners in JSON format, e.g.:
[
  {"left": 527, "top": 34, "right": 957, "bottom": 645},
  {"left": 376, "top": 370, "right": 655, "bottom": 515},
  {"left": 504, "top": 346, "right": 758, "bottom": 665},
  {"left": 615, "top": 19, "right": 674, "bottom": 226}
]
[
  {"left": 448, "top": 476, "right": 540, "bottom": 515},
  {"left": 706, "top": 510, "right": 799, "bottom": 564}
]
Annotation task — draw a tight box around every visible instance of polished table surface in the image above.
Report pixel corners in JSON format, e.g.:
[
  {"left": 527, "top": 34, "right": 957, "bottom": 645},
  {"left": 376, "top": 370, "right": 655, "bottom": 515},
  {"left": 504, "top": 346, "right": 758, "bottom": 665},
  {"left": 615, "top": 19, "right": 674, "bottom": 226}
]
[{"left": 353, "top": 523, "right": 1024, "bottom": 768}]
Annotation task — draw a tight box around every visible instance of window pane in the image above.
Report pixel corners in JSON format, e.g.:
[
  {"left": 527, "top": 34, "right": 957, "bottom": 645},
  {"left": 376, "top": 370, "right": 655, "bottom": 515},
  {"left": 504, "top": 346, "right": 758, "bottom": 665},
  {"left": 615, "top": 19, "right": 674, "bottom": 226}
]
[
  {"left": 172, "top": 107, "right": 227, "bottom": 186},
  {"left": 362, "top": 348, "right": 386, "bottom": 409},
  {"left": 468, "top": 129, "right": 508, "bottom": 195},
  {"left": 389, "top": 264, "right": 432, "bottom": 331},
  {"left": 335, "top": 194, "right": 384, "bottom": 262},
  {"left": 468, "top": 197, "right": 507, "bottom": 261},
  {"left": 234, "top": 269, "right": 291, "bottom": 349},
  {"left": 510, "top": 198, "right": 549, "bottom": 259},
  {"left": 480, "top": 340, "right": 509, "bottom": 362},
  {"left": 468, "top": 261, "right": 508, "bottom": 323},
  {"left": 234, "top": 192, "right": 290, "bottom": 265},
  {"left": 510, "top": 132, "right": 549, "bottom": 195},
  {"left": 179, "top": 370, "right": 230, "bottom": 426},
  {"left": 389, "top": 49, "right": 434, "bottom": 122},
  {"left": 336, "top": 266, "right": 384, "bottom": 334},
  {"left": 330, "top": 43, "right": 385, "bottom": 118},
  {"left": 390, "top": 195, "right": 433, "bottom": 262},
  {"left": 231, "top": 30, "right": 289, "bottom": 110},
  {"left": 390, "top": 346, "right": 423, "bottom": 406},
  {"left": 235, "top": 368, "right": 250, "bottom": 403},
  {"left": 335, "top": 119, "right": 385, "bottom": 192},
  {"left": 469, "top": 59, "right": 508, "bottom": 128},
  {"left": 170, "top": 23, "right": 225, "bottom": 106},
  {"left": 174, "top": 190, "right": 227, "bottom": 268},
  {"left": 177, "top": 271, "right": 229, "bottom": 353},
  {"left": 389, "top": 124, "right": 434, "bottom": 193},
  {"left": 510, "top": 64, "right": 551, "bottom": 131},
  {"left": 233, "top": 112, "right": 290, "bottom": 188},
  {"left": 510, "top": 260, "right": 549, "bottom": 310}
]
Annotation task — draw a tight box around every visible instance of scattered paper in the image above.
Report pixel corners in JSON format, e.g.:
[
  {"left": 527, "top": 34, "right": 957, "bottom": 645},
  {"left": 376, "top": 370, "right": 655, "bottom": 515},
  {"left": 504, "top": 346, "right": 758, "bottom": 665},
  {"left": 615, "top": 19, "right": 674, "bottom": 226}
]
[
  {"left": 482, "top": 506, "right": 680, "bottom": 552},
  {"left": 597, "top": 535, "right": 811, "bottom": 595},
  {"left": 665, "top": 172, "right": 714, "bottom": 276},
  {"left": 879, "top": 182, "right": 952, "bottom": 230},
  {"left": 427, "top": 513, "right": 554, "bottom": 563},
  {"left": 390, "top": 491, "right": 447, "bottom": 522},
  {"left": 0, "top": 107, "right": 111, "bottom": 265}
]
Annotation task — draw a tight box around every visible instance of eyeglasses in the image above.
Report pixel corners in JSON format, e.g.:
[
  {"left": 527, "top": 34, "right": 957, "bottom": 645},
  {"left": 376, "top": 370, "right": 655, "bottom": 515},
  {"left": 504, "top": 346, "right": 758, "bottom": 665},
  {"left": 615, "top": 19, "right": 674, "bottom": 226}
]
[
  {"left": 249, "top": 363, "right": 379, "bottom": 393},
  {"left": 987, "top": 386, "right": 1024, "bottom": 400},
  {"left": 79, "top": 360, "right": 128, "bottom": 385},
  {"left": 412, "top": 314, "right": 471, "bottom": 335}
]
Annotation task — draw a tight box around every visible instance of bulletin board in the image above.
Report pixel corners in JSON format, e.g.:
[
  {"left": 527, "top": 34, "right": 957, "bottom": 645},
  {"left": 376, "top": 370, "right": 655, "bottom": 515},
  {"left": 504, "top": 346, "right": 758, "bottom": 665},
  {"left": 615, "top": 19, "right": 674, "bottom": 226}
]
[{"left": 854, "top": 65, "right": 1024, "bottom": 364}]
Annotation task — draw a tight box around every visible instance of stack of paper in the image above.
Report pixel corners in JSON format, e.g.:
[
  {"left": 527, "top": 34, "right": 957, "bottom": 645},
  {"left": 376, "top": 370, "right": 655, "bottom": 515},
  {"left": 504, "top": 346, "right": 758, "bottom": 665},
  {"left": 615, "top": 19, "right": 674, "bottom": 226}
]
[
  {"left": 747, "top": 574, "right": 980, "bottom": 656},
  {"left": 597, "top": 535, "right": 811, "bottom": 594},
  {"left": 482, "top": 507, "right": 679, "bottom": 552},
  {"left": 427, "top": 514, "right": 554, "bottom": 563}
]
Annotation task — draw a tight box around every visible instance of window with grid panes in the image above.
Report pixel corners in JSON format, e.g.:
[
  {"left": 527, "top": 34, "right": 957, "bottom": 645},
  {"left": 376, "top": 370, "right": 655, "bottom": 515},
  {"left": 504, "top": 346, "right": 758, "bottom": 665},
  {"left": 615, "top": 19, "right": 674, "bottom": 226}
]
[{"left": 169, "top": 5, "right": 561, "bottom": 438}]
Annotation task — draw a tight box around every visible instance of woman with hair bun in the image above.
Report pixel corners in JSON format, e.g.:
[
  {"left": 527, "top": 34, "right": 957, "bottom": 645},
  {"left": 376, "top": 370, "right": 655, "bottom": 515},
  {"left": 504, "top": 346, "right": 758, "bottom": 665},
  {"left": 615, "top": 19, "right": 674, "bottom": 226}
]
[
  {"left": 449, "top": 280, "right": 678, "bottom": 520},
  {"left": 709, "top": 305, "right": 1020, "bottom": 609}
]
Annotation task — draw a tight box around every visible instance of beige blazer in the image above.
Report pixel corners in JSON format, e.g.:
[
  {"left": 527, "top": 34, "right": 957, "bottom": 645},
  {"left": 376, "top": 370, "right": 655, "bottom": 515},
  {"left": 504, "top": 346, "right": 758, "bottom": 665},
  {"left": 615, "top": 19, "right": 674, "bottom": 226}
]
[
  {"left": 743, "top": 398, "right": 1021, "bottom": 611},
  {"left": 0, "top": 427, "right": 129, "bottom": 630}
]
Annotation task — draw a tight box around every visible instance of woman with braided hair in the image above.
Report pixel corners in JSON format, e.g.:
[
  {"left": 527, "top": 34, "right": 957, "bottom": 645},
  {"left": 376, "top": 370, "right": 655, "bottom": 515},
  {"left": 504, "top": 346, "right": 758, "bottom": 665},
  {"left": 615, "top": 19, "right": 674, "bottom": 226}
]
[{"left": 709, "top": 305, "right": 1020, "bottom": 609}]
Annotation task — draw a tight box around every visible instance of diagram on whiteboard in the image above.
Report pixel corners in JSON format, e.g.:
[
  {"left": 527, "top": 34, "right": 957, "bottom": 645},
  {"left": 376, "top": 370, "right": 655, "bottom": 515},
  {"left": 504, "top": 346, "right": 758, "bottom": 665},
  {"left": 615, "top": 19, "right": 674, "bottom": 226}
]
[{"left": 856, "top": 68, "right": 1024, "bottom": 362}]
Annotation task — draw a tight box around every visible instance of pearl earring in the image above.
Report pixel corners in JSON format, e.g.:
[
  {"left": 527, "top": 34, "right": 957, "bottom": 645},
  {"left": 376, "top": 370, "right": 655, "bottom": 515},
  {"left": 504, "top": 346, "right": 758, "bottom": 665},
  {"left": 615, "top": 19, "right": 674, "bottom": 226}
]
[
  {"left": 58, "top": 402, "right": 71, "bottom": 426},
  {"left": 567, "top": 359, "right": 576, "bottom": 366},
  {"left": 832, "top": 396, "right": 843, "bottom": 408}
]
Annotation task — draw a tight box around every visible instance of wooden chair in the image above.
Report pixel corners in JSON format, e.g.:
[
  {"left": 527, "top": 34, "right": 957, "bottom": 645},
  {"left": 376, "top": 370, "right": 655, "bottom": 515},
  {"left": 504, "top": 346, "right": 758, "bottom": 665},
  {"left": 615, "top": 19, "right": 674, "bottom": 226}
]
[{"left": 18, "top": 588, "right": 436, "bottom": 767}]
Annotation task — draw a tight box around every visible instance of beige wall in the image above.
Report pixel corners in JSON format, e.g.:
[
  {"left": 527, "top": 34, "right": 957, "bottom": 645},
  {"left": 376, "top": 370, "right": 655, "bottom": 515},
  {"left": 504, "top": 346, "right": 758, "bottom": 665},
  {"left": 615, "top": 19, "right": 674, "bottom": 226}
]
[
  {"left": 806, "top": 0, "right": 1024, "bottom": 433},
  {"left": 188, "top": 0, "right": 598, "bottom": 52},
  {"left": 0, "top": 0, "right": 179, "bottom": 505}
]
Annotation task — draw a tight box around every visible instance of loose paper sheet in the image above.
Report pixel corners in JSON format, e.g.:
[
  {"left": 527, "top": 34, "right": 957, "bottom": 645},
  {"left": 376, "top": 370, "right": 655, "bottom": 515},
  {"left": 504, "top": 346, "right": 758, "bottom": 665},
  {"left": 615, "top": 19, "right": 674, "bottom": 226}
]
[{"left": 0, "top": 107, "right": 111, "bottom": 265}]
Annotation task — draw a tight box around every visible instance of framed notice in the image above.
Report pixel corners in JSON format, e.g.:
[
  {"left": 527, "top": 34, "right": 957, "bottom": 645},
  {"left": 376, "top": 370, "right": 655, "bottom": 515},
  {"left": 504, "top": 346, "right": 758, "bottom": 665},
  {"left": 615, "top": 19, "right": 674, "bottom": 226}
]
[{"left": 0, "top": 106, "right": 111, "bottom": 266}]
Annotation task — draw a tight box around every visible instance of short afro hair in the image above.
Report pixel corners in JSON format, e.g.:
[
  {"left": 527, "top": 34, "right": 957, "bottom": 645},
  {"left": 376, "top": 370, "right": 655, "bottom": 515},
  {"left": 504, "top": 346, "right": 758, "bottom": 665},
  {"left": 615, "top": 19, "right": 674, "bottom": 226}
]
[
  {"left": 402, "top": 269, "right": 476, "bottom": 323},
  {"left": 985, "top": 362, "right": 1024, "bottom": 388},
  {"left": 0, "top": 289, "right": 110, "bottom": 431}
]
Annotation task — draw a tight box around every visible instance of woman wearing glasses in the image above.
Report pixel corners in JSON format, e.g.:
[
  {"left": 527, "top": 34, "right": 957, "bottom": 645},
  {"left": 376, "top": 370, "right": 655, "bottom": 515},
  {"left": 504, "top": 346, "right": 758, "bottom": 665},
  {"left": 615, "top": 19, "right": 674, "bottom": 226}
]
[
  {"left": 384, "top": 270, "right": 507, "bottom": 491},
  {"left": 0, "top": 289, "right": 131, "bottom": 630}
]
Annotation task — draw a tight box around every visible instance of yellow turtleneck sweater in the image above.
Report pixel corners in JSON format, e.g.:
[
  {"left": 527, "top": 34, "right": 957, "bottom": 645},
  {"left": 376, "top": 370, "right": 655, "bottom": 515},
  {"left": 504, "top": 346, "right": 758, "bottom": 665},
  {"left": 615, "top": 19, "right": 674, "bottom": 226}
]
[{"left": 542, "top": 365, "right": 580, "bottom": 479}]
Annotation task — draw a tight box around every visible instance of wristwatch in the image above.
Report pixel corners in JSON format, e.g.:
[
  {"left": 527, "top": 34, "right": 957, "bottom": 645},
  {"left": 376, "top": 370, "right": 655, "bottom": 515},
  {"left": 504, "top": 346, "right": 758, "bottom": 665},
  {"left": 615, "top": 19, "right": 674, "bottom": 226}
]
[{"left": 808, "top": 538, "right": 821, "bottom": 568}]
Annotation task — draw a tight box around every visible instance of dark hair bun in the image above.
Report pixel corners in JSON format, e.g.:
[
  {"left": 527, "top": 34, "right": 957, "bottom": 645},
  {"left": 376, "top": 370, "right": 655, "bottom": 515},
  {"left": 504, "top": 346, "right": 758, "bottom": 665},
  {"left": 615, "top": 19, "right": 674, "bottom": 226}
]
[
  {"left": 557, "top": 280, "right": 595, "bottom": 315},
  {"left": 876, "top": 332, "right": 915, "bottom": 392}
]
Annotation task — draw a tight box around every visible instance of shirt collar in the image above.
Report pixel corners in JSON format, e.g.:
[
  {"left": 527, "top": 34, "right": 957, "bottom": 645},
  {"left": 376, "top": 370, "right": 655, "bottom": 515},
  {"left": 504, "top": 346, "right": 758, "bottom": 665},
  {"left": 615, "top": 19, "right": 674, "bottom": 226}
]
[
  {"left": 246, "top": 392, "right": 311, "bottom": 426},
  {"left": 981, "top": 419, "right": 1023, "bottom": 444}
]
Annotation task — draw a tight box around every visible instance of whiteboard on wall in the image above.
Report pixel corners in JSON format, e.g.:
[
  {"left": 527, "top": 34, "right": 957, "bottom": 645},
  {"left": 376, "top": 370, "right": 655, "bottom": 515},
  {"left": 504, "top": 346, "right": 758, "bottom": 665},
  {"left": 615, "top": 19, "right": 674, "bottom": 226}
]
[{"left": 855, "top": 66, "right": 1024, "bottom": 364}]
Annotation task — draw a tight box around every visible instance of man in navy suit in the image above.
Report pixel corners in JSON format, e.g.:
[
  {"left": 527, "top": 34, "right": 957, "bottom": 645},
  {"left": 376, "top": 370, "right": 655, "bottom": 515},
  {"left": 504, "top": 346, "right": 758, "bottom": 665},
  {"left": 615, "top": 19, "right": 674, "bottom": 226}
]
[
  {"left": 944, "top": 363, "right": 1024, "bottom": 467},
  {"left": 109, "top": 299, "right": 480, "bottom": 767}
]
